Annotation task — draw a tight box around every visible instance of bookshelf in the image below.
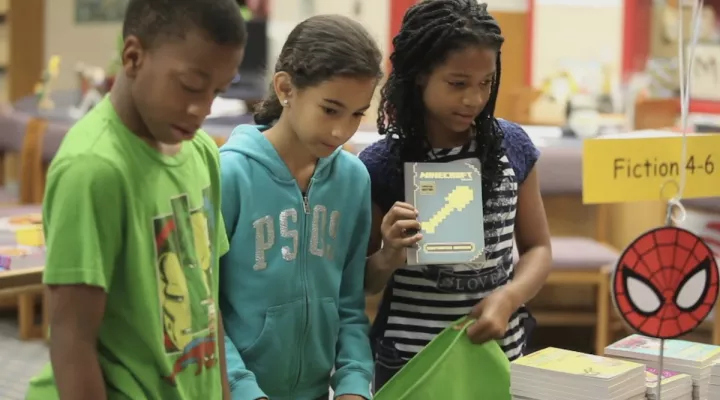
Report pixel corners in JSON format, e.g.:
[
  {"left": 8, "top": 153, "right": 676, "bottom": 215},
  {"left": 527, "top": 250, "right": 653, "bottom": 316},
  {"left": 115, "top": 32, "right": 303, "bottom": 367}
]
[
  {"left": 0, "top": 0, "right": 7, "bottom": 100},
  {"left": 5, "top": 0, "right": 45, "bottom": 102}
]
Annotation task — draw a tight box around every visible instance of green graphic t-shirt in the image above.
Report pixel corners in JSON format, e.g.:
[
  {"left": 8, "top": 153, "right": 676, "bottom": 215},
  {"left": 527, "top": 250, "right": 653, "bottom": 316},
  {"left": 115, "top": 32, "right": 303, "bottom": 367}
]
[{"left": 26, "top": 98, "right": 229, "bottom": 400}]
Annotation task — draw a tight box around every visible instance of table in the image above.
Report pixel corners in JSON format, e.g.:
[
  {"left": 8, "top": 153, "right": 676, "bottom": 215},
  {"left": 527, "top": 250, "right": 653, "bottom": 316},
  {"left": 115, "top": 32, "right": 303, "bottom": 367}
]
[
  {"left": 7, "top": 91, "right": 255, "bottom": 163},
  {"left": 0, "top": 91, "right": 256, "bottom": 203},
  {"left": 0, "top": 205, "right": 46, "bottom": 339}
]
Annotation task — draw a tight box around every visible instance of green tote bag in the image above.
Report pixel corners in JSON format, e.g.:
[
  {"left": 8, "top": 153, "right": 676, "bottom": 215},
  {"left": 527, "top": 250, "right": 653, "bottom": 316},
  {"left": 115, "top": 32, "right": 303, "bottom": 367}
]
[{"left": 374, "top": 318, "right": 511, "bottom": 400}]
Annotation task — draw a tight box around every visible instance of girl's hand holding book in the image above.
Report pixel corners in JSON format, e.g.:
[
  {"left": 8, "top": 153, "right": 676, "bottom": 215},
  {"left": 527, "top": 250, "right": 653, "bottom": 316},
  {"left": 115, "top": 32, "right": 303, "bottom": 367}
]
[{"left": 380, "top": 201, "right": 423, "bottom": 256}]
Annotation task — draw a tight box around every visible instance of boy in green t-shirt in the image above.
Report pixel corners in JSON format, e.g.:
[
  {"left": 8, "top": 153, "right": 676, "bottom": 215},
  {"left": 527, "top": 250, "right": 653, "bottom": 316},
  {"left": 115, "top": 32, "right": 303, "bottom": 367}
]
[{"left": 26, "top": 1, "right": 246, "bottom": 399}]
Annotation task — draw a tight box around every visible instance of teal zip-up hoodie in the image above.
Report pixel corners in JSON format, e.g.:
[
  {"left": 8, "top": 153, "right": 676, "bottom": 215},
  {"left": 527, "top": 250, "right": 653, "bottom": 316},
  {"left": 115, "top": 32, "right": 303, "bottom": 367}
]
[{"left": 219, "top": 125, "right": 373, "bottom": 400}]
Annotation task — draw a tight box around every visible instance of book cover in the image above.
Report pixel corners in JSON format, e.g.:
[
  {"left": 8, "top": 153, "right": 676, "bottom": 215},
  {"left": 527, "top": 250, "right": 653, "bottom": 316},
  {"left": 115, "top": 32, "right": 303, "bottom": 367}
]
[
  {"left": 607, "top": 334, "right": 720, "bottom": 362},
  {"left": 645, "top": 367, "right": 686, "bottom": 388},
  {"left": 512, "top": 348, "right": 643, "bottom": 379},
  {"left": 404, "top": 159, "right": 485, "bottom": 265}
]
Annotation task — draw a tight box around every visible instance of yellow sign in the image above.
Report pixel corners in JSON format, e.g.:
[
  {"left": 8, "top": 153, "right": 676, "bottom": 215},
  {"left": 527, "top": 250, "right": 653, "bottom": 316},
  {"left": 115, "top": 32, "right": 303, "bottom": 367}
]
[{"left": 583, "top": 133, "right": 720, "bottom": 204}]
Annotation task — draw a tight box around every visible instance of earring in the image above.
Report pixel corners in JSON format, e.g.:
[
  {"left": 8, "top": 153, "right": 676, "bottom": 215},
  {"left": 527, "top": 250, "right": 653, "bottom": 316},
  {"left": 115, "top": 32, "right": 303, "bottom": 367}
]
[{"left": 282, "top": 99, "right": 289, "bottom": 106}]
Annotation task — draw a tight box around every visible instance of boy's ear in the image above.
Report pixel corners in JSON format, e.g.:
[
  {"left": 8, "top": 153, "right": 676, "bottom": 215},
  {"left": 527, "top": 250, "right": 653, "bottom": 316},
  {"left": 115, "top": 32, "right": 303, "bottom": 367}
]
[
  {"left": 272, "top": 72, "right": 293, "bottom": 104},
  {"left": 122, "top": 35, "right": 144, "bottom": 79}
]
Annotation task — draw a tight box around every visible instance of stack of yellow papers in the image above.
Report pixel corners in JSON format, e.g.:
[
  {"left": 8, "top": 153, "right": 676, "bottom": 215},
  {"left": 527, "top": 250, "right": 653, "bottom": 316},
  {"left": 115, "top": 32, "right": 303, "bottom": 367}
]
[
  {"left": 511, "top": 347, "right": 646, "bottom": 400},
  {"left": 645, "top": 367, "right": 692, "bottom": 400},
  {"left": 605, "top": 334, "right": 720, "bottom": 400},
  {"left": 707, "top": 360, "right": 720, "bottom": 400}
]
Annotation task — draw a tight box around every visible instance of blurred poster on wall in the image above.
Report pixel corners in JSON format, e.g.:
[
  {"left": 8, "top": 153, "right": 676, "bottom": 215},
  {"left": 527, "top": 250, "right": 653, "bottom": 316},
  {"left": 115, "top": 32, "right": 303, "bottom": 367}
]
[
  {"left": 75, "top": 0, "right": 128, "bottom": 23},
  {"left": 245, "top": 0, "right": 269, "bottom": 19}
]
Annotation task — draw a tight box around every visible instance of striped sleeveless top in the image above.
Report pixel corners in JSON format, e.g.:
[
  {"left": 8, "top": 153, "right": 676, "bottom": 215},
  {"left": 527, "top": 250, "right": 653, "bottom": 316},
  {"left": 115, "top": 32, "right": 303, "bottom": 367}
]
[{"left": 359, "top": 119, "right": 539, "bottom": 362}]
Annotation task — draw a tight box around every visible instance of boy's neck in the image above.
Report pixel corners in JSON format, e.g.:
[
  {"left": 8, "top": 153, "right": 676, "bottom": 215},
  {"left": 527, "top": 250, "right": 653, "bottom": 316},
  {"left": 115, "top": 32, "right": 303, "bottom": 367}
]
[
  {"left": 264, "top": 118, "right": 318, "bottom": 182},
  {"left": 110, "top": 75, "right": 181, "bottom": 156}
]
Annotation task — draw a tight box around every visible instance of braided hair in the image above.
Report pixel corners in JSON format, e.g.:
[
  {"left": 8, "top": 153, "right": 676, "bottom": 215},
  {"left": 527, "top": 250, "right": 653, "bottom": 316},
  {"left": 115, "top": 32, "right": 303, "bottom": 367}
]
[{"left": 378, "top": 0, "right": 506, "bottom": 204}]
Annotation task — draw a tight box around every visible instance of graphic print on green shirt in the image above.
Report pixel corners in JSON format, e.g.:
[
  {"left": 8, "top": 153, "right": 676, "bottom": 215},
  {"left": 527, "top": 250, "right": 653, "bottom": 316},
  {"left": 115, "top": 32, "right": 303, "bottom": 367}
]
[{"left": 155, "top": 187, "right": 219, "bottom": 385}]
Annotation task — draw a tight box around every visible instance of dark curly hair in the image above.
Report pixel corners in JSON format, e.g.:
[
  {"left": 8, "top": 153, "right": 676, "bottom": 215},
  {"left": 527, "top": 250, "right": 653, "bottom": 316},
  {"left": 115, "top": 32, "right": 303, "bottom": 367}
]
[
  {"left": 254, "top": 14, "right": 383, "bottom": 125},
  {"left": 123, "top": 0, "right": 246, "bottom": 48},
  {"left": 378, "top": 0, "right": 506, "bottom": 204}
]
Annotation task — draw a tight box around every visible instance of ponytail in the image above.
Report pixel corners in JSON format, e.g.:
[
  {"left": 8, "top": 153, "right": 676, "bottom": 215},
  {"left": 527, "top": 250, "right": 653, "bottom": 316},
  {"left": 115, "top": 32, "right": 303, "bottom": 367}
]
[{"left": 253, "top": 83, "right": 283, "bottom": 125}]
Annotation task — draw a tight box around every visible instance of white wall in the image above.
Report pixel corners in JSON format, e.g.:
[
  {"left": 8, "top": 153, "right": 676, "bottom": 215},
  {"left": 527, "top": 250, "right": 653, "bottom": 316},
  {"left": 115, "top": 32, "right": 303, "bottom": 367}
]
[
  {"left": 485, "top": 0, "right": 528, "bottom": 12},
  {"left": 267, "top": 0, "right": 390, "bottom": 124},
  {"left": 267, "top": 0, "right": 390, "bottom": 73},
  {"left": 532, "top": 0, "right": 624, "bottom": 87},
  {"left": 45, "top": 0, "right": 121, "bottom": 90},
  {"left": 43, "top": 0, "right": 624, "bottom": 94},
  {"left": 44, "top": 0, "right": 392, "bottom": 94}
]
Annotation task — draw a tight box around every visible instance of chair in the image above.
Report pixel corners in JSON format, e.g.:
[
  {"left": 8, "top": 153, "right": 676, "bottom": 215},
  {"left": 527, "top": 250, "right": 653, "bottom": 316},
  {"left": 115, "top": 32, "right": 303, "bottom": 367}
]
[
  {"left": 0, "top": 204, "right": 46, "bottom": 340},
  {"left": 633, "top": 97, "right": 679, "bottom": 130},
  {"left": 529, "top": 144, "right": 621, "bottom": 355},
  {"left": 18, "top": 117, "right": 48, "bottom": 204}
]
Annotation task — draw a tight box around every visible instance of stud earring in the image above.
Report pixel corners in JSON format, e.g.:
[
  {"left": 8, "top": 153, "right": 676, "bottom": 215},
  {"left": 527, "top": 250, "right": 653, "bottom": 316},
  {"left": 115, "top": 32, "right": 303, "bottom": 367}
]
[{"left": 283, "top": 99, "right": 289, "bottom": 106}]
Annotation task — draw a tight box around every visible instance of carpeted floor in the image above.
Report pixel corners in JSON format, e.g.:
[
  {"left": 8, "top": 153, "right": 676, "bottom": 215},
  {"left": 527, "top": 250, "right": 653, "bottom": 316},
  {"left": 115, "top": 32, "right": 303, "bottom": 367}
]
[{"left": 0, "top": 317, "right": 48, "bottom": 400}]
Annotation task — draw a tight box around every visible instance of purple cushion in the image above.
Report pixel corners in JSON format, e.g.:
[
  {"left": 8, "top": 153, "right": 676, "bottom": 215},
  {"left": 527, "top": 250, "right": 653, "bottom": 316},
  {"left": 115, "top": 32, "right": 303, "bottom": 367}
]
[
  {"left": 536, "top": 145, "right": 583, "bottom": 195},
  {"left": 513, "top": 237, "right": 619, "bottom": 270},
  {"left": 550, "top": 237, "right": 619, "bottom": 269},
  {"left": 0, "top": 187, "right": 18, "bottom": 204}
]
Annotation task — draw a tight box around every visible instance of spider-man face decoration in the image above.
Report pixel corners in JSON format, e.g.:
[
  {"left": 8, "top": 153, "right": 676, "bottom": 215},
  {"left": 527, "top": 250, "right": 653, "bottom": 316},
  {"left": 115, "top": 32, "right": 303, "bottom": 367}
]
[{"left": 612, "top": 226, "right": 719, "bottom": 339}]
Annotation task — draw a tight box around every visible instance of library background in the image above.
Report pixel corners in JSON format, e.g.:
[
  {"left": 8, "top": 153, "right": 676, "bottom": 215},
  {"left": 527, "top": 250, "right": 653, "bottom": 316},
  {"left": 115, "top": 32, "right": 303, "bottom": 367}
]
[{"left": 0, "top": 0, "right": 719, "bottom": 399}]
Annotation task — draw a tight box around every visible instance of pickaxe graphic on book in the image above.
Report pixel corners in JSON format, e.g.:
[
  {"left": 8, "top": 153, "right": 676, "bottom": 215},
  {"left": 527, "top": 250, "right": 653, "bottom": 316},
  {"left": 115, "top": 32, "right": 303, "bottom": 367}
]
[{"left": 421, "top": 186, "right": 474, "bottom": 234}]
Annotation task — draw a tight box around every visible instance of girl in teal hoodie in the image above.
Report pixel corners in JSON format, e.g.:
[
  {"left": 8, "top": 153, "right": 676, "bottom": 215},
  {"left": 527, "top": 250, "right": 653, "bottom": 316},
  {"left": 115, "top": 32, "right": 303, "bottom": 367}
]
[{"left": 218, "top": 15, "right": 383, "bottom": 400}]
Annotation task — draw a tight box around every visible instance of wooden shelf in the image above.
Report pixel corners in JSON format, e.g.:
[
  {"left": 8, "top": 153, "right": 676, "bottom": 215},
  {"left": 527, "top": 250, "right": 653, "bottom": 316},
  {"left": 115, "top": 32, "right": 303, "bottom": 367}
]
[{"left": 7, "top": 0, "right": 44, "bottom": 102}]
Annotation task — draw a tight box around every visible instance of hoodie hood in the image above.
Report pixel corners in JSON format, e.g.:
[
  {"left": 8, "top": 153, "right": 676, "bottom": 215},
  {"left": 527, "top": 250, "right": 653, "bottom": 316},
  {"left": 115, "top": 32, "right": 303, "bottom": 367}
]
[{"left": 219, "top": 124, "right": 342, "bottom": 184}]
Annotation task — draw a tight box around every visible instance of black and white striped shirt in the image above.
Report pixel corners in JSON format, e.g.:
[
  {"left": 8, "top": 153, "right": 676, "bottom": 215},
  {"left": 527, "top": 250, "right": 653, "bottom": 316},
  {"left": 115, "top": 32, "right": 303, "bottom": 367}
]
[{"left": 359, "top": 119, "right": 539, "bottom": 362}]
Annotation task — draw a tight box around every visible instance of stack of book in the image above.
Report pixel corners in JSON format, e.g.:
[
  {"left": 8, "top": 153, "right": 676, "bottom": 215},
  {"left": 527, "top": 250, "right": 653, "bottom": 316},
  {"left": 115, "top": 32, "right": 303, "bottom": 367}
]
[
  {"left": 645, "top": 367, "right": 693, "bottom": 400},
  {"left": 510, "top": 347, "right": 646, "bottom": 400},
  {"left": 605, "top": 335, "right": 720, "bottom": 400},
  {"left": 709, "top": 360, "right": 720, "bottom": 399}
]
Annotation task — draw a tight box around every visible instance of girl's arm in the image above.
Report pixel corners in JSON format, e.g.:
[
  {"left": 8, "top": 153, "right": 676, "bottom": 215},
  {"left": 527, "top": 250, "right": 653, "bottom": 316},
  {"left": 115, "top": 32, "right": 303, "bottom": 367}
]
[
  {"left": 218, "top": 152, "right": 267, "bottom": 400},
  {"left": 332, "top": 175, "right": 374, "bottom": 399},
  {"left": 364, "top": 204, "right": 404, "bottom": 294},
  {"left": 365, "top": 202, "right": 423, "bottom": 294},
  {"left": 501, "top": 167, "right": 552, "bottom": 309},
  {"left": 359, "top": 143, "right": 422, "bottom": 294}
]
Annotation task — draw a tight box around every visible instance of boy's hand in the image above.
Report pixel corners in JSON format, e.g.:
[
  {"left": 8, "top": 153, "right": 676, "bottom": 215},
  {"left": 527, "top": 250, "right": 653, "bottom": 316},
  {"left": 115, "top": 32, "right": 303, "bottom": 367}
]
[
  {"left": 380, "top": 201, "right": 422, "bottom": 258},
  {"left": 464, "top": 291, "right": 514, "bottom": 344}
]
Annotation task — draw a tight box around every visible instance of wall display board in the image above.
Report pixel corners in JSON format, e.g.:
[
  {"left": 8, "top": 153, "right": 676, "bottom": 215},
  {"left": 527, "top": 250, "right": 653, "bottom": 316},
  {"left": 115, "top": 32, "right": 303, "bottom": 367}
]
[{"left": 75, "top": 0, "right": 128, "bottom": 23}]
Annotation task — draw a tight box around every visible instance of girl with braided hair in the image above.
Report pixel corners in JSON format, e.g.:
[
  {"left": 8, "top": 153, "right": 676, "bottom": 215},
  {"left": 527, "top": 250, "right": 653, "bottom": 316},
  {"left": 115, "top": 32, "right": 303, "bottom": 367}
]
[{"left": 359, "top": 0, "right": 552, "bottom": 389}]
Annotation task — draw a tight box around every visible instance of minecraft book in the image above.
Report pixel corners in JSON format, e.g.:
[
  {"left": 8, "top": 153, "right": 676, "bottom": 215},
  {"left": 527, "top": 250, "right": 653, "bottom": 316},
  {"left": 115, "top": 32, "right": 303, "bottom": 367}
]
[{"left": 404, "top": 159, "right": 485, "bottom": 265}]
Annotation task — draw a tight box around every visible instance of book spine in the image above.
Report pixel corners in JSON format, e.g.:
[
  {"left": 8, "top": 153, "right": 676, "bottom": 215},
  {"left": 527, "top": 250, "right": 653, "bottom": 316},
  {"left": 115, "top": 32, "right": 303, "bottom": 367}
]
[{"left": 404, "top": 162, "right": 420, "bottom": 265}]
